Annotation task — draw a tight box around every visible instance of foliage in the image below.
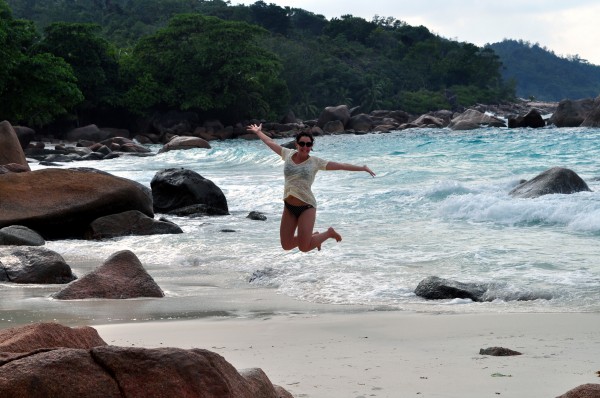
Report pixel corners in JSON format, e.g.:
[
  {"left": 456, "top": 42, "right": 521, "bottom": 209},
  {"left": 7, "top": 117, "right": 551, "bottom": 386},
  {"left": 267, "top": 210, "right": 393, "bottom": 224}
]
[
  {"left": 0, "top": 53, "right": 83, "bottom": 127},
  {"left": 4, "top": 0, "right": 520, "bottom": 127},
  {"left": 397, "top": 89, "right": 450, "bottom": 115},
  {"left": 324, "top": 14, "right": 378, "bottom": 44},
  {"left": 124, "top": 14, "right": 288, "bottom": 121},
  {"left": 35, "top": 22, "right": 120, "bottom": 110},
  {"left": 487, "top": 39, "right": 600, "bottom": 101},
  {"left": 0, "top": 1, "right": 83, "bottom": 127}
]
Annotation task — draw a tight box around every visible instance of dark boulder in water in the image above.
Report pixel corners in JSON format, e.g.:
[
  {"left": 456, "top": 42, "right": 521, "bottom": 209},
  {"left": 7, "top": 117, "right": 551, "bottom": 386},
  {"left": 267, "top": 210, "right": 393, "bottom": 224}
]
[
  {"left": 508, "top": 109, "right": 546, "bottom": 128},
  {"left": 151, "top": 168, "right": 229, "bottom": 214},
  {"left": 0, "top": 246, "right": 76, "bottom": 284},
  {"left": 414, "top": 276, "right": 487, "bottom": 302},
  {"left": 0, "top": 225, "right": 45, "bottom": 246},
  {"left": 448, "top": 109, "right": 506, "bottom": 130},
  {"left": 166, "top": 204, "right": 228, "bottom": 217},
  {"left": 581, "top": 95, "right": 600, "bottom": 127},
  {"left": 85, "top": 210, "right": 183, "bottom": 239},
  {"left": 549, "top": 98, "right": 595, "bottom": 127},
  {"left": 247, "top": 211, "right": 267, "bottom": 221},
  {"left": 317, "top": 104, "right": 351, "bottom": 129},
  {"left": 509, "top": 167, "right": 591, "bottom": 198}
]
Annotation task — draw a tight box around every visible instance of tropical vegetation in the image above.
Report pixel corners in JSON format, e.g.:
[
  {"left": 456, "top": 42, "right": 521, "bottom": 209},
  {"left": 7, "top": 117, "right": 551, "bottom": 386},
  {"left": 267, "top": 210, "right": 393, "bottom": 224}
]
[{"left": 2, "top": 0, "right": 517, "bottom": 131}]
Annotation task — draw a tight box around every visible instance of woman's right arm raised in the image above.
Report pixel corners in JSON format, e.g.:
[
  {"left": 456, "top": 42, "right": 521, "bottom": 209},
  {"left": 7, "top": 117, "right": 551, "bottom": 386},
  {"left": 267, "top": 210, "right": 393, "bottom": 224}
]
[{"left": 246, "top": 123, "right": 283, "bottom": 156}]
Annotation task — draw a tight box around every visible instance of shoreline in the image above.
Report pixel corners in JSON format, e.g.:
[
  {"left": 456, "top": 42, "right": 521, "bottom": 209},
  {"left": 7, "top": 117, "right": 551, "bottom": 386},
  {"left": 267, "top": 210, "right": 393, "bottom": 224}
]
[{"left": 95, "top": 310, "right": 600, "bottom": 398}]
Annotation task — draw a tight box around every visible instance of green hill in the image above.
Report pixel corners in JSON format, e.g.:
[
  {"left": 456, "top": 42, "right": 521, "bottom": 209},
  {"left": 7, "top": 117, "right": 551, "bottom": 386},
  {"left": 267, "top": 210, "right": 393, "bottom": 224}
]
[{"left": 487, "top": 39, "right": 600, "bottom": 101}]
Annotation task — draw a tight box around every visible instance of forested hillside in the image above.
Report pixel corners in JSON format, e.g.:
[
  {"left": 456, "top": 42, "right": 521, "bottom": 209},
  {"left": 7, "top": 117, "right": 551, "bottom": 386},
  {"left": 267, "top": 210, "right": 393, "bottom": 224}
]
[
  {"left": 487, "top": 39, "right": 600, "bottom": 101},
  {"left": 2, "top": 0, "right": 514, "bottom": 131}
]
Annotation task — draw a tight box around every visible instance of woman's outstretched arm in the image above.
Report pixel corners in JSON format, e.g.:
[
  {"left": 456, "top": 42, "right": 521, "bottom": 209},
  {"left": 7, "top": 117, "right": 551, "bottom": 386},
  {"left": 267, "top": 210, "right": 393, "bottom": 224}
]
[
  {"left": 246, "top": 123, "right": 283, "bottom": 156},
  {"left": 326, "top": 161, "right": 376, "bottom": 177}
]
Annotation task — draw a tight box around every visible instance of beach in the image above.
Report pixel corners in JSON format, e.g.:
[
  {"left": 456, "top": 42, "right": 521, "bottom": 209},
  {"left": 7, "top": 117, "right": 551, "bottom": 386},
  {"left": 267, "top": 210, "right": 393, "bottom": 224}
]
[
  {"left": 4, "top": 129, "right": 600, "bottom": 396},
  {"left": 95, "top": 311, "right": 600, "bottom": 398}
]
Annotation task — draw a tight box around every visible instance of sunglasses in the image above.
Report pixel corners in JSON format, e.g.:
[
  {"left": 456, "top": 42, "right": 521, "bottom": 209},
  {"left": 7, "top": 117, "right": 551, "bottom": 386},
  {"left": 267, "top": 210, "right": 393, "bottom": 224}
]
[{"left": 297, "top": 141, "right": 313, "bottom": 147}]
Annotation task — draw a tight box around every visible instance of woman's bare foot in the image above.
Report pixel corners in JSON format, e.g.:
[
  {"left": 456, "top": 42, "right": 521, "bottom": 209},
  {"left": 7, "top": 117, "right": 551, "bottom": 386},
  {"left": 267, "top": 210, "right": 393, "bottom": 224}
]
[{"left": 328, "top": 227, "right": 342, "bottom": 242}]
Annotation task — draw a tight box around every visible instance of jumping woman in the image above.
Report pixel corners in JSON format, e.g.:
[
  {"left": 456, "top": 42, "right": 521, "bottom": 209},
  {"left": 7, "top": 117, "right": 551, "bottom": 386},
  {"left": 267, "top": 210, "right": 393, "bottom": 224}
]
[{"left": 247, "top": 123, "right": 376, "bottom": 253}]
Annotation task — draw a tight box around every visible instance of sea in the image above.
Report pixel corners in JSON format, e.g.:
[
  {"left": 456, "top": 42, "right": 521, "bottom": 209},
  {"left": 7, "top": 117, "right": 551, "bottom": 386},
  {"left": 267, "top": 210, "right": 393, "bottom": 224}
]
[{"left": 3, "top": 125, "right": 600, "bottom": 326}]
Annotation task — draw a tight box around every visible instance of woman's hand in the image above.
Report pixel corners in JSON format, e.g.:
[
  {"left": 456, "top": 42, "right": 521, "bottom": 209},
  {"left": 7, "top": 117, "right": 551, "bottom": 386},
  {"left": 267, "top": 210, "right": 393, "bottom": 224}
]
[
  {"left": 363, "top": 165, "right": 376, "bottom": 177},
  {"left": 247, "top": 123, "right": 283, "bottom": 156},
  {"left": 247, "top": 123, "right": 262, "bottom": 134}
]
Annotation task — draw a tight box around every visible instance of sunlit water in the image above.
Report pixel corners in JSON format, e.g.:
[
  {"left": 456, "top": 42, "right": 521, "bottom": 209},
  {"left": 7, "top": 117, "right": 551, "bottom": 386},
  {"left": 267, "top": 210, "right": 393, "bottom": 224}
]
[{"left": 3, "top": 126, "right": 600, "bottom": 325}]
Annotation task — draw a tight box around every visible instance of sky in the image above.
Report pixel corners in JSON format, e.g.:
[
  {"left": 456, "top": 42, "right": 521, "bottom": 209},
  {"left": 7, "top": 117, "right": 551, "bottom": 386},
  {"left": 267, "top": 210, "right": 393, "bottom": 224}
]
[{"left": 234, "top": 0, "right": 600, "bottom": 65}]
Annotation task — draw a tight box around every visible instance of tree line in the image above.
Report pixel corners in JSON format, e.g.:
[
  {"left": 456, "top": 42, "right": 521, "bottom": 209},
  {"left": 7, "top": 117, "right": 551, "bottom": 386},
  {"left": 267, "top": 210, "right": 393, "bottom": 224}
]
[
  {"left": 487, "top": 39, "right": 600, "bottom": 101},
  {"left": 2, "top": 0, "right": 515, "bottom": 132}
]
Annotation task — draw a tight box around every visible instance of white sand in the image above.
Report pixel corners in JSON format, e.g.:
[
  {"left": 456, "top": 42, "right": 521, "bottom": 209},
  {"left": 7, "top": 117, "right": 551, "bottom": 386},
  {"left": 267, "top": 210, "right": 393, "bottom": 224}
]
[{"left": 95, "top": 311, "right": 600, "bottom": 398}]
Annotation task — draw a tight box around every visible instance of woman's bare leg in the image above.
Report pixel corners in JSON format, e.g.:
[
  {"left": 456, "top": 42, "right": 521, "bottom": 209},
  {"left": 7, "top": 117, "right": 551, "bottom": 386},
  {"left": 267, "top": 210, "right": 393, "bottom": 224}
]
[
  {"left": 313, "top": 231, "right": 321, "bottom": 251},
  {"left": 297, "top": 209, "right": 342, "bottom": 252},
  {"left": 281, "top": 206, "right": 342, "bottom": 252},
  {"left": 296, "top": 208, "right": 317, "bottom": 252},
  {"left": 280, "top": 207, "right": 299, "bottom": 250}
]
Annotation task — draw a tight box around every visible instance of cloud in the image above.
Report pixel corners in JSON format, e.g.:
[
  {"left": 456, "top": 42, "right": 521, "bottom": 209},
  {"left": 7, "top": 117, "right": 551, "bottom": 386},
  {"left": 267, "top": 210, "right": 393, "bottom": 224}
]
[{"left": 536, "top": 3, "right": 600, "bottom": 62}]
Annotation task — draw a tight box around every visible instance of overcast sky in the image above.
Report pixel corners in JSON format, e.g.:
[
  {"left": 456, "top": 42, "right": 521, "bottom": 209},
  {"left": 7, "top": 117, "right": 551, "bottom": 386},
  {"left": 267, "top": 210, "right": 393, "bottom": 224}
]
[{"left": 234, "top": 0, "right": 600, "bottom": 65}]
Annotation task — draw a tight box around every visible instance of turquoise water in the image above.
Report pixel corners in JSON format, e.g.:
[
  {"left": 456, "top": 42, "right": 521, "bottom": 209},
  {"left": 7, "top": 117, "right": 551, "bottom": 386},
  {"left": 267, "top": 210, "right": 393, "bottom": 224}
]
[{"left": 4, "top": 126, "right": 600, "bottom": 324}]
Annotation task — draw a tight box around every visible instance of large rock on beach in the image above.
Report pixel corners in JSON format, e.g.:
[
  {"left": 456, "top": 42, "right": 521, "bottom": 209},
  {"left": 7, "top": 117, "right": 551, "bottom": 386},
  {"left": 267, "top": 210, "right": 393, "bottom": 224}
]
[
  {"left": 0, "top": 348, "right": 123, "bottom": 397},
  {"left": 158, "top": 135, "right": 211, "bottom": 153},
  {"left": 0, "top": 323, "right": 107, "bottom": 353},
  {"left": 91, "top": 346, "right": 289, "bottom": 398},
  {"left": 0, "top": 322, "right": 292, "bottom": 398},
  {"left": 0, "top": 168, "right": 153, "bottom": 239},
  {"left": 414, "top": 276, "right": 487, "bottom": 301},
  {"left": 0, "top": 346, "right": 292, "bottom": 398},
  {"left": 556, "top": 384, "right": 600, "bottom": 398},
  {"left": 53, "top": 250, "right": 164, "bottom": 300},
  {"left": 0, "top": 163, "right": 30, "bottom": 174},
  {"left": 85, "top": 210, "right": 183, "bottom": 239},
  {"left": 0, "top": 225, "right": 45, "bottom": 246},
  {"left": 509, "top": 167, "right": 591, "bottom": 198},
  {"left": 549, "top": 98, "right": 595, "bottom": 127},
  {"left": 151, "top": 168, "right": 229, "bottom": 214},
  {"left": 0, "top": 246, "right": 76, "bottom": 284},
  {"left": 448, "top": 109, "right": 506, "bottom": 130},
  {"left": 0, "top": 120, "right": 30, "bottom": 170}
]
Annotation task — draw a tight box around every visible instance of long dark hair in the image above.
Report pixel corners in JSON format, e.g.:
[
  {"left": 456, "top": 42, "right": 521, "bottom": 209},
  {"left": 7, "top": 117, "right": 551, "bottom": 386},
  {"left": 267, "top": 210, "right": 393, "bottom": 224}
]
[{"left": 295, "top": 131, "right": 314, "bottom": 143}]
